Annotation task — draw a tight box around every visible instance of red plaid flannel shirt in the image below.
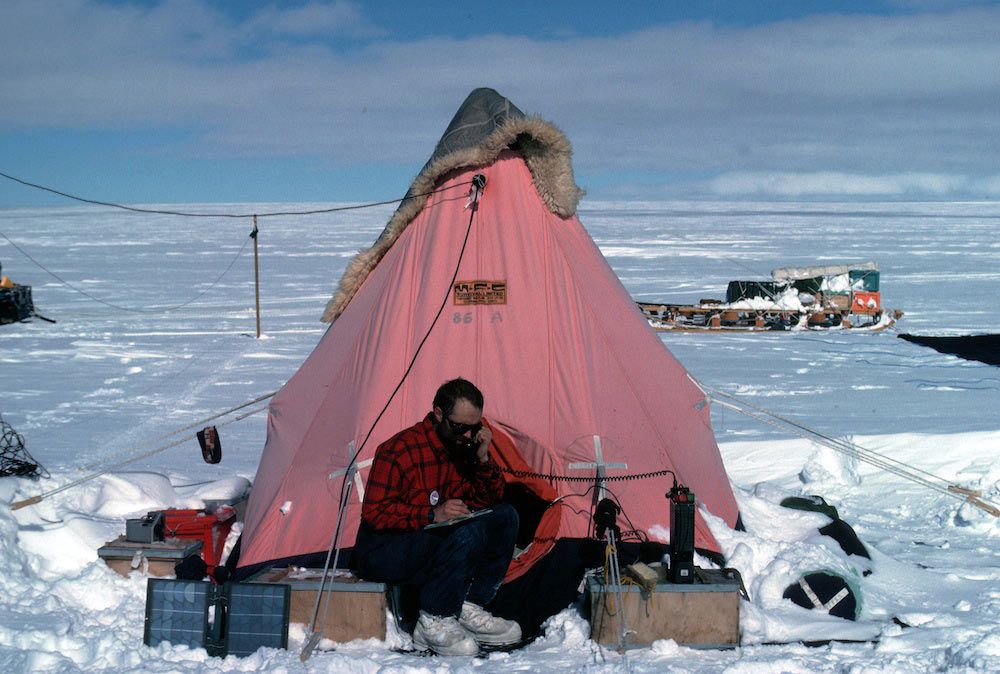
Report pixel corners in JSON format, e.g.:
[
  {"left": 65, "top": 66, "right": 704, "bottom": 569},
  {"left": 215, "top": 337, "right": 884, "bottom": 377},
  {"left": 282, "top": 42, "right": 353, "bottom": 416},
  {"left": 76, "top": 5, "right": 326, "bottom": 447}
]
[{"left": 360, "top": 413, "right": 505, "bottom": 531}]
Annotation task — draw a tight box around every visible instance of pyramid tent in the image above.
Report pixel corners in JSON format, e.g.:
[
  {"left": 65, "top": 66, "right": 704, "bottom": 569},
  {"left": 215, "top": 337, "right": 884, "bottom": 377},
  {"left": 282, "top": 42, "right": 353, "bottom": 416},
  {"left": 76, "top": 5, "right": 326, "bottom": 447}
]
[{"left": 237, "top": 88, "right": 740, "bottom": 598}]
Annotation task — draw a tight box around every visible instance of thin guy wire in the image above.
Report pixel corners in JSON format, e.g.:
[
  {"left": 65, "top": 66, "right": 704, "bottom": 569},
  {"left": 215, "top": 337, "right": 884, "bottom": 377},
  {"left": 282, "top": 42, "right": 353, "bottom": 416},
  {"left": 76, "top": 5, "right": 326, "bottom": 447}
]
[
  {"left": 706, "top": 389, "right": 998, "bottom": 513},
  {"left": 0, "top": 169, "right": 469, "bottom": 218},
  {"left": 0, "top": 228, "right": 252, "bottom": 314},
  {"left": 706, "top": 385, "right": 955, "bottom": 486},
  {"left": 20, "top": 403, "right": 269, "bottom": 505}
]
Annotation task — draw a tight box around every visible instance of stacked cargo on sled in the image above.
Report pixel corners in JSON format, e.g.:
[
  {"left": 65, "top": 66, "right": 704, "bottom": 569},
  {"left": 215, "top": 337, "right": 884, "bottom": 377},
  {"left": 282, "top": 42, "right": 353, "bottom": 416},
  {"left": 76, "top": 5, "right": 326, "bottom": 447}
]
[{"left": 638, "top": 262, "right": 902, "bottom": 332}]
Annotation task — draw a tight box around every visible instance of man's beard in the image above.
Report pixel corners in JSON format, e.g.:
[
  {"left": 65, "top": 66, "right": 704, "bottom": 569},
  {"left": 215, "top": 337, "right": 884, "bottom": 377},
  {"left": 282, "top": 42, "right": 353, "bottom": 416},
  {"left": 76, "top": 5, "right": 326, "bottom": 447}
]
[{"left": 436, "top": 420, "right": 478, "bottom": 465}]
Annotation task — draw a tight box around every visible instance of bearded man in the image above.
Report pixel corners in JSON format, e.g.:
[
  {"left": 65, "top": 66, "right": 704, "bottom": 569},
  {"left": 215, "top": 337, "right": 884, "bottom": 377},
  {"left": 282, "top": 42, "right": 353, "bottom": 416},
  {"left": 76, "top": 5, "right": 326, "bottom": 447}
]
[{"left": 351, "top": 378, "right": 521, "bottom": 656}]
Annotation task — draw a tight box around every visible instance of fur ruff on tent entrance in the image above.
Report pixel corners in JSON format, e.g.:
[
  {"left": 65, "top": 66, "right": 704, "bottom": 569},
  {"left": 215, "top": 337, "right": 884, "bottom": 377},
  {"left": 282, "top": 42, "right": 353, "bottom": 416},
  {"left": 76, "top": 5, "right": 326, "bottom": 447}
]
[{"left": 235, "top": 88, "right": 741, "bottom": 634}]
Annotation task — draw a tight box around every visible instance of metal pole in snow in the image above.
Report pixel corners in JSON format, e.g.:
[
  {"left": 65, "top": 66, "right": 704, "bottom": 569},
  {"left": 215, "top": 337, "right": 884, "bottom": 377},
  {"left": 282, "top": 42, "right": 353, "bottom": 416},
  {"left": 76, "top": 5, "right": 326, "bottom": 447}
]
[{"left": 251, "top": 215, "right": 261, "bottom": 338}]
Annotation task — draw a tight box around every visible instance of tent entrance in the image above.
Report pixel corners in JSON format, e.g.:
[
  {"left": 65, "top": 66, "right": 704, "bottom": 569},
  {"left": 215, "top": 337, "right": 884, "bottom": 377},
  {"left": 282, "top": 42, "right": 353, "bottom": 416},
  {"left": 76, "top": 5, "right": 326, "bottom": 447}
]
[
  {"left": 488, "top": 421, "right": 563, "bottom": 582},
  {"left": 502, "top": 482, "right": 549, "bottom": 558}
]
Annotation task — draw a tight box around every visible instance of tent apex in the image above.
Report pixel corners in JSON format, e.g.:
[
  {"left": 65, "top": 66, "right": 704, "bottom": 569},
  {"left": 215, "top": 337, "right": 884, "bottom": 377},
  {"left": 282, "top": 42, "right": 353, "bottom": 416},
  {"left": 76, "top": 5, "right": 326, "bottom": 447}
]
[{"left": 321, "top": 88, "right": 584, "bottom": 323}]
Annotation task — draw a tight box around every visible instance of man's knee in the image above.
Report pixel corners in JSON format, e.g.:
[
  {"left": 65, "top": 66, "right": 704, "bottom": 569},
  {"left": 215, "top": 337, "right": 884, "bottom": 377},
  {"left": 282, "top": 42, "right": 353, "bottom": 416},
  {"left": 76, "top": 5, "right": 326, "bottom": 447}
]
[
  {"left": 441, "top": 504, "right": 519, "bottom": 554},
  {"left": 490, "top": 502, "right": 519, "bottom": 534}
]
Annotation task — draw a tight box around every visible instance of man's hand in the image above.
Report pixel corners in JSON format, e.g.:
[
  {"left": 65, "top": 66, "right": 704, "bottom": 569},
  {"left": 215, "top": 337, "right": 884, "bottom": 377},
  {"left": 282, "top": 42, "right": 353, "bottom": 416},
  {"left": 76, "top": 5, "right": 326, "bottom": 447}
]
[
  {"left": 475, "top": 425, "right": 493, "bottom": 463},
  {"left": 434, "top": 499, "right": 470, "bottom": 522}
]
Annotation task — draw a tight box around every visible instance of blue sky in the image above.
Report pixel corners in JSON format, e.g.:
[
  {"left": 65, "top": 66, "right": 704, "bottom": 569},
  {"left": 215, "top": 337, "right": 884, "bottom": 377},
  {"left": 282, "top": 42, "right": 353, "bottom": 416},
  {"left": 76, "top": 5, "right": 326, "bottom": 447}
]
[{"left": 2, "top": 0, "right": 1000, "bottom": 207}]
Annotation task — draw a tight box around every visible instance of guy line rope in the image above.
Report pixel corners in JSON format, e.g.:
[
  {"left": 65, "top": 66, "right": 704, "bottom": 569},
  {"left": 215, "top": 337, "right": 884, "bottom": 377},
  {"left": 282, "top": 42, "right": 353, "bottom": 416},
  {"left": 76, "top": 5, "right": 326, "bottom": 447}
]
[
  {"left": 9, "top": 391, "right": 276, "bottom": 511},
  {"left": 700, "top": 383, "right": 999, "bottom": 518}
]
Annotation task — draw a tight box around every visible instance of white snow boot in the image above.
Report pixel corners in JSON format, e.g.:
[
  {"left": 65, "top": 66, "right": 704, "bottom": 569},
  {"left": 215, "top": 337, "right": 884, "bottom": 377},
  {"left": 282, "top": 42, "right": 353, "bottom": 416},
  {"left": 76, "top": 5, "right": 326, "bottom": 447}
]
[
  {"left": 458, "top": 601, "right": 522, "bottom": 647},
  {"left": 411, "top": 611, "right": 479, "bottom": 656}
]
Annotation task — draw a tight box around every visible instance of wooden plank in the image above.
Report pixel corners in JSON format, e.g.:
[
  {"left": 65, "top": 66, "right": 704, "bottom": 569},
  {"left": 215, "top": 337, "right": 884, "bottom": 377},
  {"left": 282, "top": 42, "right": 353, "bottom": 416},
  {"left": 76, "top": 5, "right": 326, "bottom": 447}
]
[
  {"left": 98, "top": 535, "right": 203, "bottom": 577},
  {"left": 103, "top": 557, "right": 181, "bottom": 577},
  {"left": 250, "top": 568, "right": 387, "bottom": 642},
  {"left": 588, "top": 573, "right": 740, "bottom": 648}
]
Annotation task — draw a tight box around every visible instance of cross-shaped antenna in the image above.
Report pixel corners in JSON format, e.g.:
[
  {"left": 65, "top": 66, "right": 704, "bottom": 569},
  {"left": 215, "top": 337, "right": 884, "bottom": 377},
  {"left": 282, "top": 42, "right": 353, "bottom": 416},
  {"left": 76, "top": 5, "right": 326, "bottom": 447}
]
[
  {"left": 329, "top": 453, "right": 373, "bottom": 502},
  {"left": 568, "top": 435, "right": 628, "bottom": 508}
]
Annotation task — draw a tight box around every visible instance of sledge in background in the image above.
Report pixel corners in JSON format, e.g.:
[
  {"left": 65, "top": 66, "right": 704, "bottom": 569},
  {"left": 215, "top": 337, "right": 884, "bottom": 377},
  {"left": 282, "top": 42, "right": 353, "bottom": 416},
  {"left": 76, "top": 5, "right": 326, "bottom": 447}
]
[
  {"left": 0, "top": 277, "right": 34, "bottom": 325},
  {"left": 637, "top": 261, "right": 902, "bottom": 332}
]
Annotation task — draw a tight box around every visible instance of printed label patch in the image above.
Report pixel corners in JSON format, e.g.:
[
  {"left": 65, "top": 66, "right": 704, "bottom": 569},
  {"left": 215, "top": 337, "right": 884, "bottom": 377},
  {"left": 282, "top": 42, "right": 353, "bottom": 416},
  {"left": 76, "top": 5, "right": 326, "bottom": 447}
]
[{"left": 454, "top": 280, "right": 507, "bottom": 305}]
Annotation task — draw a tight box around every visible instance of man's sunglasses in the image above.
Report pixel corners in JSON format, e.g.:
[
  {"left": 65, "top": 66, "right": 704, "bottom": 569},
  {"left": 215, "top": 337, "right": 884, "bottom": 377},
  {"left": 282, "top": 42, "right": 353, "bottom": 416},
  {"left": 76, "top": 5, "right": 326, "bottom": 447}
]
[{"left": 445, "top": 418, "right": 483, "bottom": 437}]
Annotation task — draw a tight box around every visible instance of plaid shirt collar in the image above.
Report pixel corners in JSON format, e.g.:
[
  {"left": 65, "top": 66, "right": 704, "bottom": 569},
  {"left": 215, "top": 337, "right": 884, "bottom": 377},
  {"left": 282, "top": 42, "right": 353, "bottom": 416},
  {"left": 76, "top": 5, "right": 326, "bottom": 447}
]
[{"left": 421, "top": 412, "right": 450, "bottom": 462}]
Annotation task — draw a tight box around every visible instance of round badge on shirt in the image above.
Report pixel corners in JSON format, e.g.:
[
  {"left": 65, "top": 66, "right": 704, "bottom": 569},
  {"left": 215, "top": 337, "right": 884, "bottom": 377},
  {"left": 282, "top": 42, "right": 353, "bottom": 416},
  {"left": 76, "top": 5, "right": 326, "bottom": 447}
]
[{"left": 429, "top": 490, "right": 440, "bottom": 506}]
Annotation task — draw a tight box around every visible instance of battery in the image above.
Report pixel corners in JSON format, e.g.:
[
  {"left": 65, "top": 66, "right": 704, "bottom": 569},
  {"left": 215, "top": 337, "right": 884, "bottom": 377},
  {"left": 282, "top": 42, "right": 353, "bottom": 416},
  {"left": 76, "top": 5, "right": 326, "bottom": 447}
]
[{"left": 669, "top": 488, "right": 695, "bottom": 584}]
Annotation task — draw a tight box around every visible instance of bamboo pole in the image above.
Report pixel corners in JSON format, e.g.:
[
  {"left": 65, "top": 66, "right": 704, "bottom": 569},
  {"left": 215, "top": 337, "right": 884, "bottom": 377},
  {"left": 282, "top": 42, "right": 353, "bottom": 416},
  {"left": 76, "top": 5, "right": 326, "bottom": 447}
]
[{"left": 252, "top": 215, "right": 261, "bottom": 338}]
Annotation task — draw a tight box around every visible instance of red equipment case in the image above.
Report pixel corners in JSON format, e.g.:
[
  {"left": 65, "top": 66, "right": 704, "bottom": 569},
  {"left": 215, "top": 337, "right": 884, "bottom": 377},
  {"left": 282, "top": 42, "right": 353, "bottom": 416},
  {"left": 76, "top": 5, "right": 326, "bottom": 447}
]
[
  {"left": 852, "top": 290, "right": 881, "bottom": 314},
  {"left": 162, "top": 506, "right": 236, "bottom": 572}
]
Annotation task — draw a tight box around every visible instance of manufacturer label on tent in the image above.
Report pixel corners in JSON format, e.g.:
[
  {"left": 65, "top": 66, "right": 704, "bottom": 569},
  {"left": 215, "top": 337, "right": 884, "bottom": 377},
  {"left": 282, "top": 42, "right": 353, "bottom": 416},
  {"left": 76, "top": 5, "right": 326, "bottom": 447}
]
[{"left": 453, "top": 280, "right": 507, "bottom": 305}]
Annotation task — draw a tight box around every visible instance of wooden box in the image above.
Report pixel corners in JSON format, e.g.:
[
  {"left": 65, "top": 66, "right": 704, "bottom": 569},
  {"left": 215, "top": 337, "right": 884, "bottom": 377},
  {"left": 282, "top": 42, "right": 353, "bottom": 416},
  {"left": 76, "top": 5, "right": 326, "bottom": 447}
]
[
  {"left": 98, "top": 535, "right": 202, "bottom": 577},
  {"left": 249, "top": 568, "right": 387, "bottom": 642},
  {"left": 825, "top": 293, "right": 851, "bottom": 310},
  {"left": 587, "top": 567, "right": 740, "bottom": 649}
]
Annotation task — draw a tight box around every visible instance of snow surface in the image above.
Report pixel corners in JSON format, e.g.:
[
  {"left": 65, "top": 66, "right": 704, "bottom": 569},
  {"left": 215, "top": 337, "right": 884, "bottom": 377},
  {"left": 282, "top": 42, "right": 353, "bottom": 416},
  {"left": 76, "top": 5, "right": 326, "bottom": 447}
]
[{"left": 1, "top": 199, "right": 999, "bottom": 673}]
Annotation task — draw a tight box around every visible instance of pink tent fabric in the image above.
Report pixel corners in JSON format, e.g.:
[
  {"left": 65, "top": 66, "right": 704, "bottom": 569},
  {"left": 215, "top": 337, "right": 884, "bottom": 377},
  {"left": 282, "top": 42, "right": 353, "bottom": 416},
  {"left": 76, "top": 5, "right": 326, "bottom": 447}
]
[{"left": 239, "top": 151, "right": 739, "bottom": 571}]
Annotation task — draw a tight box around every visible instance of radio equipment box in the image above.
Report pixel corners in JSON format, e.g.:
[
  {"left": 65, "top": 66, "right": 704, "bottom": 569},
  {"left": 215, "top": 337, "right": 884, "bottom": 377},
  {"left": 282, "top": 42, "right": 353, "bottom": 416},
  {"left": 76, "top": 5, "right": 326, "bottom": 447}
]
[{"left": 126, "top": 511, "right": 165, "bottom": 544}]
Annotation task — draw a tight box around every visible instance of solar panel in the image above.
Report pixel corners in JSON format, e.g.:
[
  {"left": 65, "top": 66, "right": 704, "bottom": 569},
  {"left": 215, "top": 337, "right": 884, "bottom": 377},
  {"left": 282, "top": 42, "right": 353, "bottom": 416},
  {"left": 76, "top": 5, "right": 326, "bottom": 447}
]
[
  {"left": 225, "top": 583, "right": 290, "bottom": 657},
  {"left": 144, "top": 579, "right": 211, "bottom": 650},
  {"left": 143, "top": 579, "right": 290, "bottom": 657}
]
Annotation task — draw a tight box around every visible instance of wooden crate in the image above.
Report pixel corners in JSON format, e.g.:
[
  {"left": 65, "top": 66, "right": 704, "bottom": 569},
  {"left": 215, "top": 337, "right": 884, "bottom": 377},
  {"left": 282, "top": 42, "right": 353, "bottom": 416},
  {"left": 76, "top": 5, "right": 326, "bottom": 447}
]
[
  {"left": 249, "top": 568, "right": 387, "bottom": 642},
  {"left": 825, "top": 293, "right": 851, "bottom": 310},
  {"left": 587, "top": 567, "right": 740, "bottom": 649},
  {"left": 98, "top": 536, "right": 202, "bottom": 577}
]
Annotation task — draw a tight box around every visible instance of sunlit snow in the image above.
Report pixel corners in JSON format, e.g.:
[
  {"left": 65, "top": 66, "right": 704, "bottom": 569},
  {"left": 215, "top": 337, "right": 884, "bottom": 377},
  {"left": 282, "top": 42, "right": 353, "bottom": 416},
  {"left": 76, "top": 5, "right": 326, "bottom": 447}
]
[{"left": 1, "top": 199, "right": 998, "bottom": 673}]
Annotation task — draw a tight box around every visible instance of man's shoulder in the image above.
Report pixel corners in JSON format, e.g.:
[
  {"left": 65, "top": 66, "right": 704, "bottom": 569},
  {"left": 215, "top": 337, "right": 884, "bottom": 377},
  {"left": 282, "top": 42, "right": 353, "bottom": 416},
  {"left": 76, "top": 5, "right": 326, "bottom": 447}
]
[{"left": 376, "top": 416, "right": 434, "bottom": 457}]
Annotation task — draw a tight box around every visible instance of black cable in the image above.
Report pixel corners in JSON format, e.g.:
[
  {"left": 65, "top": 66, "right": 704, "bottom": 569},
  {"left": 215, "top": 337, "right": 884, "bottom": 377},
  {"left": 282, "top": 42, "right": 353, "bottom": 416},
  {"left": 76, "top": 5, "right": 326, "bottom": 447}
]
[
  {"left": 498, "top": 465, "right": 676, "bottom": 484},
  {"left": 334, "top": 177, "right": 486, "bottom": 512},
  {"left": 0, "top": 169, "right": 469, "bottom": 218},
  {"left": 546, "top": 483, "right": 650, "bottom": 543},
  {"left": 0, "top": 228, "right": 252, "bottom": 314},
  {"left": 603, "top": 484, "right": 649, "bottom": 544}
]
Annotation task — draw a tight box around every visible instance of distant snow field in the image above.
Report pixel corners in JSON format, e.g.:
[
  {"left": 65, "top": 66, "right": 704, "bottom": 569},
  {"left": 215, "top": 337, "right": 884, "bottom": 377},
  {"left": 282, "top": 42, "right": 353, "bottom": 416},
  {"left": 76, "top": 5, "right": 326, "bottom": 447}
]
[{"left": 1, "top": 200, "right": 999, "bottom": 673}]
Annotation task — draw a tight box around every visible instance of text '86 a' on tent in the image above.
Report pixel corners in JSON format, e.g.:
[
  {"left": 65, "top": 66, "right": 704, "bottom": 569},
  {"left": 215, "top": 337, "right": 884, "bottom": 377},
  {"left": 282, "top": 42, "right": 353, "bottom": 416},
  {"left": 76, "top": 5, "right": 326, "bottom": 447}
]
[{"left": 235, "top": 88, "right": 740, "bottom": 630}]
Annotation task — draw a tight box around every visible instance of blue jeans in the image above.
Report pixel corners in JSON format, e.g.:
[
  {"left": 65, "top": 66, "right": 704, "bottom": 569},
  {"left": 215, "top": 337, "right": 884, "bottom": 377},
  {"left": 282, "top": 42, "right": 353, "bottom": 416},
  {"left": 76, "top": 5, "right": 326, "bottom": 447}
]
[{"left": 352, "top": 503, "right": 519, "bottom": 617}]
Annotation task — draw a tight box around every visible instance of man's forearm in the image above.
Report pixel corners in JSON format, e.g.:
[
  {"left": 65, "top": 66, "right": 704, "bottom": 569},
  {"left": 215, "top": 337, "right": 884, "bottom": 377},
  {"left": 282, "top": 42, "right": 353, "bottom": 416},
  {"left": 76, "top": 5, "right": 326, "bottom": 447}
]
[{"left": 362, "top": 498, "right": 428, "bottom": 531}]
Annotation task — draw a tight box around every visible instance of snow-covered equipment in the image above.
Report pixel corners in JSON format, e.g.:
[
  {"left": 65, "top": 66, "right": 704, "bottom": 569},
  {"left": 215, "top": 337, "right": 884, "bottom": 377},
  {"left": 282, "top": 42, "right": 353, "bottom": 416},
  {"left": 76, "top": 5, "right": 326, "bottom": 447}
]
[
  {"left": 779, "top": 495, "right": 871, "bottom": 564},
  {"left": 638, "top": 261, "right": 902, "bottom": 331},
  {"left": 235, "top": 88, "right": 741, "bottom": 635},
  {"left": 768, "top": 495, "right": 869, "bottom": 622},
  {"left": 0, "top": 414, "right": 47, "bottom": 478},
  {"left": 782, "top": 571, "right": 861, "bottom": 621}
]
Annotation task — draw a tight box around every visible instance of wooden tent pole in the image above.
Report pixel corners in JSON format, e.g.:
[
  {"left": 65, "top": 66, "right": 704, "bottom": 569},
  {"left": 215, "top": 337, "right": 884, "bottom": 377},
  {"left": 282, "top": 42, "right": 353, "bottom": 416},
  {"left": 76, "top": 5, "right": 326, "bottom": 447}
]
[{"left": 252, "top": 215, "right": 261, "bottom": 339}]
